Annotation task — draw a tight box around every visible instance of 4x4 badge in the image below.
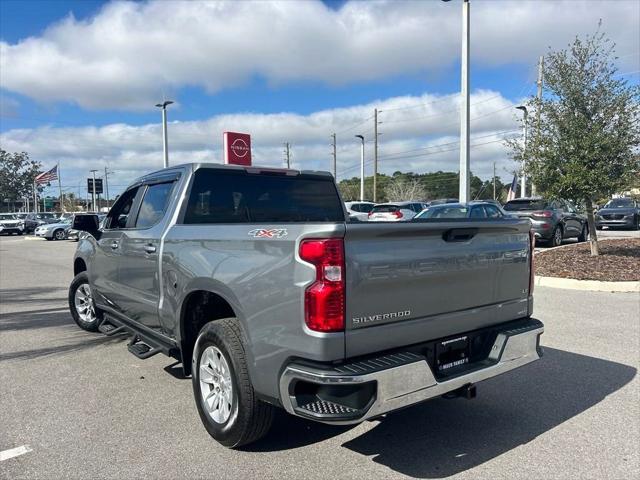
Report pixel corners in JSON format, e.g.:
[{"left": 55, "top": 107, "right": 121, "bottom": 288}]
[{"left": 248, "top": 229, "right": 288, "bottom": 239}]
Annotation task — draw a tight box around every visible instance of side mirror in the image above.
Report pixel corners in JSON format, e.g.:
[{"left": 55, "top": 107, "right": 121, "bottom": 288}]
[{"left": 72, "top": 214, "right": 101, "bottom": 239}]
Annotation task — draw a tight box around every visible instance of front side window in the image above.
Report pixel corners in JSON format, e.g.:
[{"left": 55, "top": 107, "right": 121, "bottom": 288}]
[
  {"left": 183, "top": 169, "right": 344, "bottom": 224},
  {"left": 106, "top": 187, "right": 139, "bottom": 229},
  {"left": 135, "top": 182, "right": 175, "bottom": 228}
]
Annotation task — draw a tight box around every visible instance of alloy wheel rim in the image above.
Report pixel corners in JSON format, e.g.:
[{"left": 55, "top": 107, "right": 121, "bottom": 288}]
[
  {"left": 74, "top": 283, "right": 96, "bottom": 323},
  {"left": 55, "top": 230, "right": 65, "bottom": 240},
  {"left": 199, "top": 346, "right": 233, "bottom": 424},
  {"left": 555, "top": 229, "right": 562, "bottom": 245}
]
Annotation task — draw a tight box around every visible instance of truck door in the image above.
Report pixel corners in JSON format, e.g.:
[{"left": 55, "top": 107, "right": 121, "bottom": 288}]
[
  {"left": 91, "top": 186, "right": 142, "bottom": 313},
  {"left": 116, "top": 177, "right": 178, "bottom": 332}
]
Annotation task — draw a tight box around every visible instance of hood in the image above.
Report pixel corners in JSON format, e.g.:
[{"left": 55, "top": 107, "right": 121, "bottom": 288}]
[
  {"left": 597, "top": 208, "right": 636, "bottom": 215},
  {"left": 38, "top": 222, "right": 69, "bottom": 229}
]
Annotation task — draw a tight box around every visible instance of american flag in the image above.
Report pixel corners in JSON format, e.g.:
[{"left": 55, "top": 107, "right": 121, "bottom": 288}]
[
  {"left": 35, "top": 165, "right": 58, "bottom": 185},
  {"left": 506, "top": 174, "right": 518, "bottom": 201}
]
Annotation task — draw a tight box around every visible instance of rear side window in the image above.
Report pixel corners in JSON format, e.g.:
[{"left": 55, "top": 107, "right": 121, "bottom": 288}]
[
  {"left": 135, "top": 182, "right": 175, "bottom": 228},
  {"left": 183, "top": 169, "right": 344, "bottom": 224},
  {"left": 503, "top": 200, "right": 548, "bottom": 211},
  {"left": 371, "top": 205, "right": 399, "bottom": 213}
]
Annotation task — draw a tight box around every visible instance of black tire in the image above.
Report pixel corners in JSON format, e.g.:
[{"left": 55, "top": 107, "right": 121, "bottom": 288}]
[
  {"left": 577, "top": 224, "right": 588, "bottom": 242},
  {"left": 550, "top": 225, "right": 563, "bottom": 247},
  {"left": 596, "top": 225, "right": 603, "bottom": 231},
  {"left": 53, "top": 229, "right": 66, "bottom": 241},
  {"left": 192, "top": 318, "right": 274, "bottom": 448},
  {"left": 635, "top": 216, "right": 640, "bottom": 231},
  {"left": 45, "top": 237, "right": 53, "bottom": 241},
  {"left": 68, "top": 272, "right": 101, "bottom": 332}
]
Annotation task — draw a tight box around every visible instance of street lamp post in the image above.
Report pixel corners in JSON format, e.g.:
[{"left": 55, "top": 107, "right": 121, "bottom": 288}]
[
  {"left": 355, "top": 135, "right": 365, "bottom": 201},
  {"left": 155, "top": 101, "right": 174, "bottom": 168},
  {"left": 443, "top": 0, "right": 470, "bottom": 202},
  {"left": 516, "top": 105, "right": 528, "bottom": 198}
]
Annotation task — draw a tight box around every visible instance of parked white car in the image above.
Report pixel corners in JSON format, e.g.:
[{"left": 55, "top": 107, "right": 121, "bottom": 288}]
[
  {"left": 367, "top": 201, "right": 429, "bottom": 222},
  {"left": 344, "top": 201, "right": 375, "bottom": 221}
]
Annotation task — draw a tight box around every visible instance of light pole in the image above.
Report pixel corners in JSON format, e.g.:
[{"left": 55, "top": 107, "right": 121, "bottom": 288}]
[
  {"left": 355, "top": 135, "right": 365, "bottom": 201},
  {"left": 516, "top": 105, "right": 528, "bottom": 198},
  {"left": 155, "top": 100, "right": 174, "bottom": 168},
  {"left": 443, "top": 0, "right": 470, "bottom": 202}
]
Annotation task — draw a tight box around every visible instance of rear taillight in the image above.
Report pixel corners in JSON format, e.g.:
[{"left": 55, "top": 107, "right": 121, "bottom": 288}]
[
  {"left": 392, "top": 211, "right": 404, "bottom": 219},
  {"left": 299, "top": 238, "right": 345, "bottom": 332},
  {"left": 532, "top": 210, "right": 553, "bottom": 218},
  {"left": 529, "top": 229, "right": 535, "bottom": 294}
]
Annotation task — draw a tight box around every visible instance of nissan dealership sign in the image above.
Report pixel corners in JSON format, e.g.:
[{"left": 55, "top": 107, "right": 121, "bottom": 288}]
[{"left": 223, "top": 132, "right": 252, "bottom": 166}]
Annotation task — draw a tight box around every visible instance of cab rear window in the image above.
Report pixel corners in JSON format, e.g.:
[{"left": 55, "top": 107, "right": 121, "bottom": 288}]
[{"left": 183, "top": 169, "right": 345, "bottom": 224}]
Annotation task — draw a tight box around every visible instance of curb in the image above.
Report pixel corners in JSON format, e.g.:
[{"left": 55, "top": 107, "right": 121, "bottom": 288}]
[{"left": 534, "top": 275, "right": 640, "bottom": 292}]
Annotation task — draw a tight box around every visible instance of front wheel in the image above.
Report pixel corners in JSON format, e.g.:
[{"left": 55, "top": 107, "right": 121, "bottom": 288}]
[
  {"left": 68, "top": 272, "right": 101, "bottom": 331},
  {"left": 53, "top": 229, "right": 66, "bottom": 240},
  {"left": 192, "top": 319, "right": 274, "bottom": 448}
]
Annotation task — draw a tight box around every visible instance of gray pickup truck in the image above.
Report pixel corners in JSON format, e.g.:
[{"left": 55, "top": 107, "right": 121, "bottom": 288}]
[{"left": 69, "top": 163, "right": 543, "bottom": 448}]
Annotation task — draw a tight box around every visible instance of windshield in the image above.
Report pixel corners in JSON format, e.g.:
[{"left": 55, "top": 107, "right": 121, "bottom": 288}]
[
  {"left": 0, "top": 214, "right": 18, "bottom": 220},
  {"left": 417, "top": 206, "right": 468, "bottom": 219},
  {"left": 503, "top": 200, "right": 548, "bottom": 211},
  {"left": 604, "top": 198, "right": 634, "bottom": 208}
]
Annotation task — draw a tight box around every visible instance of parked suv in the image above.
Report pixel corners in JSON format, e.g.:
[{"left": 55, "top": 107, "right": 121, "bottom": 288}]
[
  {"left": 595, "top": 198, "right": 640, "bottom": 230},
  {"left": 503, "top": 197, "right": 588, "bottom": 247},
  {"left": 24, "top": 212, "right": 59, "bottom": 233},
  {"left": 0, "top": 213, "right": 26, "bottom": 235},
  {"left": 344, "top": 201, "right": 375, "bottom": 221},
  {"left": 367, "top": 201, "right": 428, "bottom": 221}
]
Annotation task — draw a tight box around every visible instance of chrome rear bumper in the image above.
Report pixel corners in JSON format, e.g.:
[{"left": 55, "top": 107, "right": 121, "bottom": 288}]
[{"left": 279, "top": 318, "right": 543, "bottom": 424}]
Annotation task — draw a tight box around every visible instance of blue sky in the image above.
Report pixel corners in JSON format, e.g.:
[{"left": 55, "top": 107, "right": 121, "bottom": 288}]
[{"left": 0, "top": 0, "right": 638, "bottom": 197}]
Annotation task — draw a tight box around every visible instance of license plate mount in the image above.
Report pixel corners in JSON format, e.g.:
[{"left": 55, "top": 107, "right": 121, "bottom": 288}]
[{"left": 436, "top": 335, "right": 469, "bottom": 372}]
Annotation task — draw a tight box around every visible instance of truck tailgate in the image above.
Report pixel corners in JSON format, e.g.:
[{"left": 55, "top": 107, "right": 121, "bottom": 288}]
[{"left": 344, "top": 219, "right": 532, "bottom": 357}]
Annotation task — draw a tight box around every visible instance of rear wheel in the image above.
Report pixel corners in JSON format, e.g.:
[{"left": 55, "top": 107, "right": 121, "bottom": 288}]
[
  {"left": 192, "top": 318, "right": 274, "bottom": 448},
  {"left": 577, "top": 224, "right": 588, "bottom": 242},
  {"left": 68, "top": 272, "right": 101, "bottom": 332},
  {"left": 550, "top": 226, "right": 563, "bottom": 247}
]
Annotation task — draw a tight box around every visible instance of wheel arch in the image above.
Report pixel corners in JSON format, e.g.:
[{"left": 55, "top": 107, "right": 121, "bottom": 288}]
[
  {"left": 178, "top": 287, "right": 251, "bottom": 377},
  {"left": 74, "top": 257, "right": 87, "bottom": 276}
]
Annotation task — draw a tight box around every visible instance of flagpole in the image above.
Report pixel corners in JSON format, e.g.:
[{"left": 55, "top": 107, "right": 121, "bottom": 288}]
[
  {"left": 33, "top": 181, "right": 38, "bottom": 214},
  {"left": 57, "top": 161, "right": 64, "bottom": 212}
]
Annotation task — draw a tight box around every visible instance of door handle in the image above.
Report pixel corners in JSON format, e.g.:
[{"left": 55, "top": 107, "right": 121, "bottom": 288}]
[
  {"left": 110, "top": 241, "right": 119, "bottom": 250},
  {"left": 144, "top": 244, "right": 157, "bottom": 254}
]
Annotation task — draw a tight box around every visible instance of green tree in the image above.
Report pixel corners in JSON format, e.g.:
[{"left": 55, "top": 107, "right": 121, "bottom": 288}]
[
  {"left": 507, "top": 27, "right": 640, "bottom": 255},
  {"left": 0, "top": 150, "right": 42, "bottom": 204}
]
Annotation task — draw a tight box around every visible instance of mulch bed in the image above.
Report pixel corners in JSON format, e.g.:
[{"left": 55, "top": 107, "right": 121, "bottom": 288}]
[{"left": 535, "top": 239, "right": 640, "bottom": 282}]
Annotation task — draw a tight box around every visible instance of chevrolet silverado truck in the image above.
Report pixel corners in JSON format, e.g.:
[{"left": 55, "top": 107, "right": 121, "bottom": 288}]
[{"left": 68, "top": 163, "right": 543, "bottom": 448}]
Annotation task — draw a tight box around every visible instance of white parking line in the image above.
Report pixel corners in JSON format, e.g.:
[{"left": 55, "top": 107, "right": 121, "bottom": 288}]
[{"left": 0, "top": 445, "right": 32, "bottom": 462}]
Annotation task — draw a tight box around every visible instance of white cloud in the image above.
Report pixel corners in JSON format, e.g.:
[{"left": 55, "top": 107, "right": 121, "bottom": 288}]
[
  {"left": 1, "top": 0, "right": 637, "bottom": 110},
  {"left": 0, "top": 89, "right": 523, "bottom": 196}
]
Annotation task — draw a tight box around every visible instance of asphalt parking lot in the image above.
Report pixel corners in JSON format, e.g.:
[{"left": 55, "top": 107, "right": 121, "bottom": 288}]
[{"left": 1, "top": 235, "right": 638, "bottom": 479}]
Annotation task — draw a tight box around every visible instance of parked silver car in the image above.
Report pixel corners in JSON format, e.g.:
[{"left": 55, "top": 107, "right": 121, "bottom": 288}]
[{"left": 34, "top": 218, "right": 72, "bottom": 240}]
